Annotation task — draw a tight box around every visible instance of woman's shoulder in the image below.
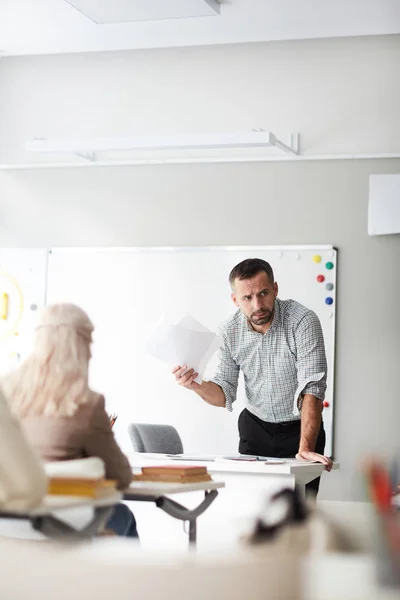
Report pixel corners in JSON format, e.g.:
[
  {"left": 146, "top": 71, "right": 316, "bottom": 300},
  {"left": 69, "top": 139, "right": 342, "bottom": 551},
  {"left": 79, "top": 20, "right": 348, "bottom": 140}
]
[
  {"left": 82, "top": 391, "right": 110, "bottom": 425},
  {"left": 62, "top": 391, "right": 105, "bottom": 425},
  {"left": 86, "top": 390, "right": 106, "bottom": 408}
]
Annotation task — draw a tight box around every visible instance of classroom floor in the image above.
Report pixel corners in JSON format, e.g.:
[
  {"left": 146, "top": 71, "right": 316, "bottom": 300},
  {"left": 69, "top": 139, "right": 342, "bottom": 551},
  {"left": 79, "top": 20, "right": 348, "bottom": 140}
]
[
  {"left": 0, "top": 494, "right": 252, "bottom": 551},
  {"left": 130, "top": 497, "right": 251, "bottom": 552}
]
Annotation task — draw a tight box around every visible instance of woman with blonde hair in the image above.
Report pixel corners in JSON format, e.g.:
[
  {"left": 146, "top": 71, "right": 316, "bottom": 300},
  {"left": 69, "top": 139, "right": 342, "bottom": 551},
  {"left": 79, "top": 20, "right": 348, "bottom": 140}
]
[{"left": 2, "top": 303, "right": 138, "bottom": 538}]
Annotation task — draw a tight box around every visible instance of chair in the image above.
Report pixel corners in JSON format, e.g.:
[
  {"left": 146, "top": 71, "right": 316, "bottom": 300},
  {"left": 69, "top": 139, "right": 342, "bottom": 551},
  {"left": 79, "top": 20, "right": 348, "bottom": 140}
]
[{"left": 128, "top": 423, "right": 184, "bottom": 454}]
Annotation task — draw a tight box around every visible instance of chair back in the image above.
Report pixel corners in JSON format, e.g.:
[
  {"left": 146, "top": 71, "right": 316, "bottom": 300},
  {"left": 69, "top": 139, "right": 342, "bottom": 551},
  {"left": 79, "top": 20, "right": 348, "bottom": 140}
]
[{"left": 128, "top": 423, "right": 183, "bottom": 454}]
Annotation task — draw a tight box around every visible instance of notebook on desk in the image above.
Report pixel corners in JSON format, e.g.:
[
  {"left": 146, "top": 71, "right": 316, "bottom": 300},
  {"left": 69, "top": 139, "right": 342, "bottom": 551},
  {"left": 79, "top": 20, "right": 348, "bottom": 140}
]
[
  {"left": 220, "top": 454, "right": 285, "bottom": 464},
  {"left": 167, "top": 454, "right": 216, "bottom": 461},
  {"left": 167, "top": 453, "right": 286, "bottom": 464}
]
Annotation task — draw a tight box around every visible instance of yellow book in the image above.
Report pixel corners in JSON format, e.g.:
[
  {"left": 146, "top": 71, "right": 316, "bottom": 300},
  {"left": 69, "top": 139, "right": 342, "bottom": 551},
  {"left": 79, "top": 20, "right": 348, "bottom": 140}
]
[
  {"left": 133, "top": 473, "right": 212, "bottom": 483},
  {"left": 48, "top": 478, "right": 117, "bottom": 498}
]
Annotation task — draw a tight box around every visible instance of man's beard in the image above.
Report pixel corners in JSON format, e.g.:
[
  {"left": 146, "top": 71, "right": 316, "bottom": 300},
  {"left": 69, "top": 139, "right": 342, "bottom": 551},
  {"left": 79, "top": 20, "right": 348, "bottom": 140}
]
[{"left": 250, "top": 308, "right": 273, "bottom": 326}]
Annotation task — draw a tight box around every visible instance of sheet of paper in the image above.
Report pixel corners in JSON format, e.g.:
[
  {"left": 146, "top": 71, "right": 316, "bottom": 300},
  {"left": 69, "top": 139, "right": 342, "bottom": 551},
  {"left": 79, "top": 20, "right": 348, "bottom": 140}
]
[{"left": 145, "top": 314, "right": 221, "bottom": 383}]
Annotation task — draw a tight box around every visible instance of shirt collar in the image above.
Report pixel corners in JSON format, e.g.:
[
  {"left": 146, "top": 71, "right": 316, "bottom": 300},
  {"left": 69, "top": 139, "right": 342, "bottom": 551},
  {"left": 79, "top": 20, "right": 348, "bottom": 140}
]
[{"left": 269, "top": 299, "right": 281, "bottom": 332}]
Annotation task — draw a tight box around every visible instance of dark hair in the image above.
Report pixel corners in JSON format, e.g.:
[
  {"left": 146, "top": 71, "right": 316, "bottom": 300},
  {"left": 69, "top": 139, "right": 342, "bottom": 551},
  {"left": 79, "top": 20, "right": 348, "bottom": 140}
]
[{"left": 229, "top": 258, "right": 274, "bottom": 288}]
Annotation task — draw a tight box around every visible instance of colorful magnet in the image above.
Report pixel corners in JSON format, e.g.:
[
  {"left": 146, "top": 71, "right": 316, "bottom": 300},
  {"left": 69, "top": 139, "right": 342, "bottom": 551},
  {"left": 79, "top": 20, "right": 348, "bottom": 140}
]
[
  {"left": 313, "top": 255, "right": 322, "bottom": 263},
  {"left": 0, "top": 293, "right": 8, "bottom": 320},
  {"left": 326, "top": 262, "right": 334, "bottom": 270},
  {"left": 325, "top": 297, "right": 333, "bottom": 305},
  {"left": 317, "top": 275, "right": 325, "bottom": 283},
  {"left": 323, "top": 401, "right": 330, "bottom": 408},
  {"left": 325, "top": 283, "right": 334, "bottom": 291}
]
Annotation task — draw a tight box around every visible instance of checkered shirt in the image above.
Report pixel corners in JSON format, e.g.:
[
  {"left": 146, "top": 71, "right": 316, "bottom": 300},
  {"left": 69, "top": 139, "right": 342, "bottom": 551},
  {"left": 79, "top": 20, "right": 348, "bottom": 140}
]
[{"left": 209, "top": 299, "right": 327, "bottom": 422}]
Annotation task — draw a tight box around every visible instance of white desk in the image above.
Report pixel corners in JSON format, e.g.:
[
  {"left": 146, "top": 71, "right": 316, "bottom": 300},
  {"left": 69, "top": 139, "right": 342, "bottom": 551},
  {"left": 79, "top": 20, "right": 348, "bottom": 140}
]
[
  {"left": 127, "top": 453, "right": 339, "bottom": 499},
  {"left": 0, "top": 493, "right": 122, "bottom": 540},
  {"left": 124, "top": 480, "right": 225, "bottom": 546},
  {"left": 126, "top": 480, "right": 224, "bottom": 496}
]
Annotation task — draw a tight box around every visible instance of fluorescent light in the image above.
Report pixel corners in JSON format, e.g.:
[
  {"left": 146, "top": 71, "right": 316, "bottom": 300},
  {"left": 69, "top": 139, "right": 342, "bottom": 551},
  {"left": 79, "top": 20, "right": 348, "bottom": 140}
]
[
  {"left": 26, "top": 131, "right": 299, "bottom": 156},
  {"left": 64, "top": 0, "right": 221, "bottom": 24}
]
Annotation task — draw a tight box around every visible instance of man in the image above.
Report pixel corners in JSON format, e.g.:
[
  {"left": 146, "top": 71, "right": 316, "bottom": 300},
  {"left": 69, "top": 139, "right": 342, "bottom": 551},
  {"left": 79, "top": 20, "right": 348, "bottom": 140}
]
[{"left": 172, "top": 258, "right": 333, "bottom": 495}]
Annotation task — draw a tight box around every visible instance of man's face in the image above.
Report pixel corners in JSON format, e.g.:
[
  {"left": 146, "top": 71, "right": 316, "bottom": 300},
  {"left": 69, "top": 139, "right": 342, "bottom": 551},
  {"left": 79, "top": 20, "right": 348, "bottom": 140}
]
[{"left": 231, "top": 271, "right": 278, "bottom": 329}]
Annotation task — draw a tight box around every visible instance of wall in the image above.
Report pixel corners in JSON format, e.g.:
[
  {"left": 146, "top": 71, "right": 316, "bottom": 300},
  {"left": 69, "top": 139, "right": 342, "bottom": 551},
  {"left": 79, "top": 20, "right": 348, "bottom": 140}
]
[
  {"left": 0, "top": 35, "right": 400, "bottom": 162},
  {"left": 0, "top": 35, "right": 399, "bottom": 501}
]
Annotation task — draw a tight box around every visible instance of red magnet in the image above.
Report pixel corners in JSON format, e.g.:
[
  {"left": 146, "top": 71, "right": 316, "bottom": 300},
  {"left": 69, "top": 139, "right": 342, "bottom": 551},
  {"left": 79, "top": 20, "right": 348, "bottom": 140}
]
[
  {"left": 323, "top": 401, "right": 330, "bottom": 408},
  {"left": 317, "top": 275, "right": 325, "bottom": 283}
]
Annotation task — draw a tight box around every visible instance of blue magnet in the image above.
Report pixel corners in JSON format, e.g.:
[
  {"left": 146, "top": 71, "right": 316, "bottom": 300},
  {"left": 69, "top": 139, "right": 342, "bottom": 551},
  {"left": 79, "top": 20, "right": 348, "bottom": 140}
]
[{"left": 325, "top": 297, "right": 333, "bottom": 305}]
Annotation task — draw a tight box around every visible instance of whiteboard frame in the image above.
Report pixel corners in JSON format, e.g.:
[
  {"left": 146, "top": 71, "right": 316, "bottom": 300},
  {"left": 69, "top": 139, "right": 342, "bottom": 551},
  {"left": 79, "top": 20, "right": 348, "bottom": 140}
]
[
  {"left": 48, "top": 244, "right": 338, "bottom": 457},
  {"left": 50, "top": 244, "right": 334, "bottom": 254}
]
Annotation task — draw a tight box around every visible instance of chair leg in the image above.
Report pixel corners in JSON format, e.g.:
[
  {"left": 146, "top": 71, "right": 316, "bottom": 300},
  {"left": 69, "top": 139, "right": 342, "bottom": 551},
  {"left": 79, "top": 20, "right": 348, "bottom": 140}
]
[{"left": 188, "top": 519, "right": 196, "bottom": 545}]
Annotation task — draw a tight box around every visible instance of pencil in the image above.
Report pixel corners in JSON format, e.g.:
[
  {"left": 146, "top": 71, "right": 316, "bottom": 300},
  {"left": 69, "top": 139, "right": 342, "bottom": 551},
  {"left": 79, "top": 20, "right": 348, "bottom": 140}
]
[
  {"left": 363, "top": 459, "right": 400, "bottom": 588},
  {"left": 108, "top": 413, "right": 118, "bottom": 429}
]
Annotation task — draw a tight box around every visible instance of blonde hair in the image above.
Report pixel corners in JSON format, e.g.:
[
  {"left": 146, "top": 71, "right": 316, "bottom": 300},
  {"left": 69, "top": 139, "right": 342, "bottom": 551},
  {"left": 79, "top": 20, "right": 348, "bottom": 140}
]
[{"left": 2, "top": 303, "right": 94, "bottom": 418}]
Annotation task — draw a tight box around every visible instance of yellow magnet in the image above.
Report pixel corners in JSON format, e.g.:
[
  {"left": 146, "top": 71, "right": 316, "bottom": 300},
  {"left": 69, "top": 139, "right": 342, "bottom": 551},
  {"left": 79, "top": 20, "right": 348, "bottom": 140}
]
[{"left": 0, "top": 293, "right": 8, "bottom": 320}]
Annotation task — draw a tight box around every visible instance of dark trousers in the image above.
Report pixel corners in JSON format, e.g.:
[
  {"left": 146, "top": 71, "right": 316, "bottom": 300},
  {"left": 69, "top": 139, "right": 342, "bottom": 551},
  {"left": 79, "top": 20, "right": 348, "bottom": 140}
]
[
  {"left": 106, "top": 503, "right": 139, "bottom": 538},
  {"left": 238, "top": 408, "right": 326, "bottom": 497}
]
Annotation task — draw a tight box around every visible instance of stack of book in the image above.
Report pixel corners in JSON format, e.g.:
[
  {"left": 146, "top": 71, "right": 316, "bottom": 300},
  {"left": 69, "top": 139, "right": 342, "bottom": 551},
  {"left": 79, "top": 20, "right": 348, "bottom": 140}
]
[
  {"left": 133, "top": 465, "right": 212, "bottom": 483},
  {"left": 47, "top": 477, "right": 118, "bottom": 498}
]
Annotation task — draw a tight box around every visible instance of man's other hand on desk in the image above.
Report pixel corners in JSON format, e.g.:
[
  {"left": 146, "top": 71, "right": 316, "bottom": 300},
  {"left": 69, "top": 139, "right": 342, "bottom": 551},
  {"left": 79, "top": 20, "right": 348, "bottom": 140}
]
[
  {"left": 172, "top": 365, "right": 201, "bottom": 391},
  {"left": 296, "top": 450, "right": 333, "bottom": 471}
]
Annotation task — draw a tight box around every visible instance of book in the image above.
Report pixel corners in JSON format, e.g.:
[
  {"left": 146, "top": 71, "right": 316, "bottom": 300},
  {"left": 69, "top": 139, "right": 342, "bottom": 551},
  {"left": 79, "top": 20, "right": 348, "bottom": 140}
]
[
  {"left": 44, "top": 457, "right": 105, "bottom": 480},
  {"left": 48, "top": 477, "right": 117, "bottom": 498},
  {"left": 141, "top": 465, "right": 208, "bottom": 476},
  {"left": 133, "top": 473, "right": 212, "bottom": 483}
]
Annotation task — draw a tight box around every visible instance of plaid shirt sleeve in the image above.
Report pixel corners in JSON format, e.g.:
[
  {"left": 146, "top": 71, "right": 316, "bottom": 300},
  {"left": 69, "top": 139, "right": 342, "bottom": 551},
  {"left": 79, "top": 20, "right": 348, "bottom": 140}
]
[
  {"left": 208, "top": 329, "right": 240, "bottom": 412},
  {"left": 293, "top": 311, "right": 327, "bottom": 414}
]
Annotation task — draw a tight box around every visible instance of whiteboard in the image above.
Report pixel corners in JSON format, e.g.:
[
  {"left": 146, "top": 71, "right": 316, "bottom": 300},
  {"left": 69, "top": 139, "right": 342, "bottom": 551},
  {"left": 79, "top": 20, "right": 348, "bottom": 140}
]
[
  {"left": 46, "top": 246, "right": 337, "bottom": 457},
  {"left": 0, "top": 249, "right": 48, "bottom": 375}
]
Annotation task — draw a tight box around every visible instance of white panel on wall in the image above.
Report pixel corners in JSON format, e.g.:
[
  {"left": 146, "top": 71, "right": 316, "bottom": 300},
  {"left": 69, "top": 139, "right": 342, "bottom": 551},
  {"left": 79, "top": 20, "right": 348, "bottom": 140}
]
[
  {"left": 368, "top": 174, "right": 400, "bottom": 236},
  {"left": 0, "top": 249, "right": 48, "bottom": 374},
  {"left": 46, "top": 245, "right": 337, "bottom": 457}
]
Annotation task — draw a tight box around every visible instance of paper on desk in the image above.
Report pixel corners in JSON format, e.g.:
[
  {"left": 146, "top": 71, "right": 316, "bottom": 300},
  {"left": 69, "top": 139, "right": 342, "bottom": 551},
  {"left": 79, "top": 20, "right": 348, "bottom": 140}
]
[{"left": 145, "top": 314, "right": 221, "bottom": 383}]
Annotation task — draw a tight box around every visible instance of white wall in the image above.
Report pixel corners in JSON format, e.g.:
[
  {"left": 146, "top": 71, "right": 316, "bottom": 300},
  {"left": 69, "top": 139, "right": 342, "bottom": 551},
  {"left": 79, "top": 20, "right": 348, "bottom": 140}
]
[
  {"left": 0, "top": 35, "right": 400, "bottom": 163},
  {"left": 0, "top": 35, "right": 399, "bottom": 501}
]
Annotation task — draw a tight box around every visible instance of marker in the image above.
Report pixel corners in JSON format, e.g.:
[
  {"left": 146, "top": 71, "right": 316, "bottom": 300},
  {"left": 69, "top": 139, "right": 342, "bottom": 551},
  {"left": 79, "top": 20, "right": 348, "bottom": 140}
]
[{"left": 0, "top": 293, "right": 8, "bottom": 320}]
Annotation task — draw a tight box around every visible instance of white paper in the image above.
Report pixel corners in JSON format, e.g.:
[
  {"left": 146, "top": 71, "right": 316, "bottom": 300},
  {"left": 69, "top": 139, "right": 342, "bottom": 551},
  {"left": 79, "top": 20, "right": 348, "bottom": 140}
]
[{"left": 145, "top": 314, "right": 221, "bottom": 383}]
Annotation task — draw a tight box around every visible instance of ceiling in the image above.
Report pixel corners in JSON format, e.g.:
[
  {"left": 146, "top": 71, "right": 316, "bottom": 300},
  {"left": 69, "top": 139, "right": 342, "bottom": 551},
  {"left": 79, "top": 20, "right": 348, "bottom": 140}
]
[{"left": 0, "top": 0, "right": 399, "bottom": 57}]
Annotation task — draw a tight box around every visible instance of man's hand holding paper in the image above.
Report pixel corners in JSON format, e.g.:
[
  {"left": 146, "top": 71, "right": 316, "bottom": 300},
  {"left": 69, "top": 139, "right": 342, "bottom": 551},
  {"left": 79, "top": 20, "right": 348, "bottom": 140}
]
[{"left": 145, "top": 314, "right": 221, "bottom": 385}]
